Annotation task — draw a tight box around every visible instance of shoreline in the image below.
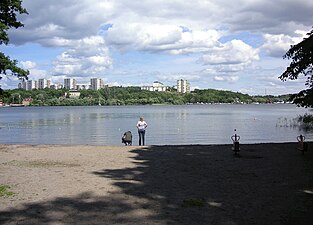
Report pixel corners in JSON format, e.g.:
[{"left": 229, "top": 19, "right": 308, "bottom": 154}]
[
  {"left": 1, "top": 143, "right": 313, "bottom": 224},
  {"left": 0, "top": 141, "right": 308, "bottom": 146}
]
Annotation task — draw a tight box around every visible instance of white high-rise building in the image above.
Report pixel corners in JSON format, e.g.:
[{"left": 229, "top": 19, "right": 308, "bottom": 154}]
[
  {"left": 27, "top": 80, "right": 38, "bottom": 90},
  {"left": 177, "top": 79, "right": 190, "bottom": 94},
  {"left": 90, "top": 78, "right": 104, "bottom": 90},
  {"left": 18, "top": 81, "right": 27, "bottom": 90},
  {"left": 38, "top": 79, "right": 51, "bottom": 89},
  {"left": 64, "top": 78, "right": 77, "bottom": 90}
]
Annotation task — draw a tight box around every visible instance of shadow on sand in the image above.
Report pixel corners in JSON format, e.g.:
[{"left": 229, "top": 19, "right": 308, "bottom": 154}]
[{"left": 1, "top": 143, "right": 313, "bottom": 224}]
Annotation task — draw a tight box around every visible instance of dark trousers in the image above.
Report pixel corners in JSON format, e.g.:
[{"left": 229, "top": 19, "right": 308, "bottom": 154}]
[{"left": 138, "top": 129, "right": 146, "bottom": 145}]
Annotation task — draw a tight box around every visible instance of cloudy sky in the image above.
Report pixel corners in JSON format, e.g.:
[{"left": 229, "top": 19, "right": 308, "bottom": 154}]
[{"left": 1, "top": 0, "right": 312, "bottom": 95}]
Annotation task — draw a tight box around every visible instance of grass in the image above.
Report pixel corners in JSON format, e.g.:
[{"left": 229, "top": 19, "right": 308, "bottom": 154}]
[
  {"left": 276, "top": 113, "right": 313, "bottom": 131},
  {"left": 0, "top": 184, "right": 15, "bottom": 197}
]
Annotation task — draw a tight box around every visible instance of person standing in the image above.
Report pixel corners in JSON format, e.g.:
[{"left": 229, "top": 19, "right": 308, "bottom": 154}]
[{"left": 136, "top": 117, "right": 148, "bottom": 145}]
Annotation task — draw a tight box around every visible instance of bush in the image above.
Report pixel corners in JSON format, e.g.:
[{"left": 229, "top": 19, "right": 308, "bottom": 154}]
[{"left": 298, "top": 113, "right": 313, "bottom": 130}]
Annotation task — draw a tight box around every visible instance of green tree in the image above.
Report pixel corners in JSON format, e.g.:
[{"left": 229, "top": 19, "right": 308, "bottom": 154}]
[
  {"left": 0, "top": 0, "right": 29, "bottom": 86},
  {"left": 279, "top": 29, "right": 313, "bottom": 107}
]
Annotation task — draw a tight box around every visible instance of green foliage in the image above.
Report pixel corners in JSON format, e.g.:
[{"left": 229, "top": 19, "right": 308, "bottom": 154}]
[
  {"left": 297, "top": 113, "right": 313, "bottom": 130},
  {"left": 0, "top": 87, "right": 290, "bottom": 106},
  {"left": 189, "top": 89, "right": 253, "bottom": 103},
  {"left": 280, "top": 29, "right": 313, "bottom": 107},
  {"left": 0, "top": 0, "right": 29, "bottom": 83},
  {"left": 300, "top": 113, "right": 313, "bottom": 124},
  {"left": 0, "top": 184, "right": 15, "bottom": 197}
]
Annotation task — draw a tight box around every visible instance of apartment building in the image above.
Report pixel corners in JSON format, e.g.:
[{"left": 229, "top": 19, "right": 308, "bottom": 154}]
[
  {"left": 27, "top": 80, "right": 38, "bottom": 90},
  {"left": 177, "top": 79, "right": 190, "bottom": 94},
  {"left": 18, "top": 81, "right": 27, "bottom": 90},
  {"left": 38, "top": 79, "right": 51, "bottom": 89},
  {"left": 64, "top": 78, "right": 77, "bottom": 90},
  {"left": 18, "top": 80, "right": 37, "bottom": 90},
  {"left": 90, "top": 78, "right": 104, "bottom": 90}
]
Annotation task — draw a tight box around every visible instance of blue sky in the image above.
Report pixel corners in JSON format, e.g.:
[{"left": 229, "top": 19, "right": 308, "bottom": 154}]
[{"left": 1, "top": 0, "right": 312, "bottom": 95}]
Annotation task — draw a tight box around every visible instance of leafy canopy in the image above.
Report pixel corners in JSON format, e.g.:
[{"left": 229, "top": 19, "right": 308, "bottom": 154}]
[
  {"left": 0, "top": 0, "right": 29, "bottom": 83},
  {"left": 279, "top": 29, "right": 313, "bottom": 107}
]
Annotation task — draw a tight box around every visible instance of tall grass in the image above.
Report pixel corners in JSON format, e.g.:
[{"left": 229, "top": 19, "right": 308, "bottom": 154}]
[{"left": 276, "top": 113, "right": 313, "bottom": 131}]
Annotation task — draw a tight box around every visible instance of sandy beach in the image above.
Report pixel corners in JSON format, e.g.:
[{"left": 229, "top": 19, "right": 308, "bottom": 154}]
[{"left": 0, "top": 143, "right": 313, "bottom": 225}]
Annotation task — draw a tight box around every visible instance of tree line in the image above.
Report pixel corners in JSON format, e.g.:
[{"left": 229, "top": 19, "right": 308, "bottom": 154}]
[{"left": 0, "top": 87, "right": 290, "bottom": 106}]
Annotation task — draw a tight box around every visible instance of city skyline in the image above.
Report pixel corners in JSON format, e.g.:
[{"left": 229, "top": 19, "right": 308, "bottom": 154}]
[
  {"left": 18, "top": 77, "right": 188, "bottom": 92},
  {"left": 19, "top": 77, "right": 106, "bottom": 90},
  {"left": 1, "top": 0, "right": 312, "bottom": 95}
]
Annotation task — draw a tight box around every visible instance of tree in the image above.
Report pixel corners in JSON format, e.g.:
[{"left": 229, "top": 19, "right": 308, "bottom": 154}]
[
  {"left": 0, "top": 0, "right": 29, "bottom": 85},
  {"left": 279, "top": 29, "right": 313, "bottom": 107}
]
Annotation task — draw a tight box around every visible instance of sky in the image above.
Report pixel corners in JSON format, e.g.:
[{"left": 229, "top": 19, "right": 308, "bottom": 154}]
[{"left": 1, "top": 0, "right": 312, "bottom": 96}]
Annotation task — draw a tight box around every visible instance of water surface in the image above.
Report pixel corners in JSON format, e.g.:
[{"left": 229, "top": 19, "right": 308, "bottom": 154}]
[{"left": 0, "top": 104, "right": 311, "bottom": 145}]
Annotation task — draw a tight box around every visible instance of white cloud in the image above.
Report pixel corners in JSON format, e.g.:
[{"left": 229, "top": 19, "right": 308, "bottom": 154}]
[
  {"left": 262, "top": 30, "right": 308, "bottom": 57},
  {"left": 3, "top": 0, "right": 313, "bottom": 93},
  {"left": 11, "top": 0, "right": 312, "bottom": 45},
  {"left": 157, "top": 74, "right": 200, "bottom": 82},
  {"left": 106, "top": 24, "right": 221, "bottom": 54},
  {"left": 213, "top": 76, "right": 239, "bottom": 82},
  {"left": 52, "top": 36, "right": 112, "bottom": 77},
  {"left": 20, "top": 61, "right": 37, "bottom": 70},
  {"left": 198, "top": 40, "right": 259, "bottom": 76},
  {"left": 200, "top": 40, "right": 259, "bottom": 65},
  {"left": 20, "top": 61, "right": 49, "bottom": 81}
]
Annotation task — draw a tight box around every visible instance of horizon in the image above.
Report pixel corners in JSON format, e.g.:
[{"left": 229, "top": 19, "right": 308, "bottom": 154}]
[
  {"left": 1, "top": 0, "right": 312, "bottom": 96},
  {"left": 4, "top": 83, "right": 292, "bottom": 98}
]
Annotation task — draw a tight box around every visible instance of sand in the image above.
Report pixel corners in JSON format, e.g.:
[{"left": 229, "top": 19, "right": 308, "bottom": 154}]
[{"left": 0, "top": 143, "right": 313, "bottom": 225}]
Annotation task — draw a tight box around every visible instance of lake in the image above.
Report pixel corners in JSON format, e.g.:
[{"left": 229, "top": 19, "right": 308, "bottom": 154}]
[{"left": 0, "top": 104, "right": 312, "bottom": 145}]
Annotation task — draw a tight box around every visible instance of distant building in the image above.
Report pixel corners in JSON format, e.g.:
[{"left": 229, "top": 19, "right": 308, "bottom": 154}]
[
  {"left": 64, "top": 78, "right": 77, "bottom": 90},
  {"left": 27, "top": 80, "right": 38, "bottom": 90},
  {"left": 76, "top": 84, "right": 90, "bottom": 90},
  {"left": 18, "top": 81, "right": 27, "bottom": 90},
  {"left": 68, "top": 90, "right": 81, "bottom": 98},
  {"left": 22, "top": 98, "right": 33, "bottom": 106},
  {"left": 90, "top": 78, "right": 104, "bottom": 90},
  {"left": 177, "top": 79, "right": 190, "bottom": 94},
  {"left": 50, "top": 83, "right": 63, "bottom": 90},
  {"left": 17, "top": 77, "right": 108, "bottom": 91},
  {"left": 141, "top": 81, "right": 169, "bottom": 92},
  {"left": 38, "top": 79, "right": 51, "bottom": 89}
]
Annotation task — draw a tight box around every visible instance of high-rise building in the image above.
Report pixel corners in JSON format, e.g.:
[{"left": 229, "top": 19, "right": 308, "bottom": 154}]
[
  {"left": 38, "top": 79, "right": 51, "bottom": 89},
  {"left": 27, "top": 80, "right": 38, "bottom": 90},
  {"left": 90, "top": 78, "right": 104, "bottom": 90},
  {"left": 177, "top": 79, "right": 190, "bottom": 94},
  {"left": 18, "top": 81, "right": 27, "bottom": 90},
  {"left": 64, "top": 78, "right": 77, "bottom": 90}
]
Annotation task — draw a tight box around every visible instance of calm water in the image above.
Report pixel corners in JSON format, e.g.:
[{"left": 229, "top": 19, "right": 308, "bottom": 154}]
[{"left": 0, "top": 104, "right": 312, "bottom": 145}]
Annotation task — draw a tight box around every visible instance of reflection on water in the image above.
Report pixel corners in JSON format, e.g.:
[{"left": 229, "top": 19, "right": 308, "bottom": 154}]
[{"left": 0, "top": 104, "right": 311, "bottom": 145}]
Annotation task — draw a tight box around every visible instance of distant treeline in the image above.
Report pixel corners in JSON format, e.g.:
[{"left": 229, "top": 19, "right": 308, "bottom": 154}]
[{"left": 0, "top": 87, "right": 290, "bottom": 106}]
